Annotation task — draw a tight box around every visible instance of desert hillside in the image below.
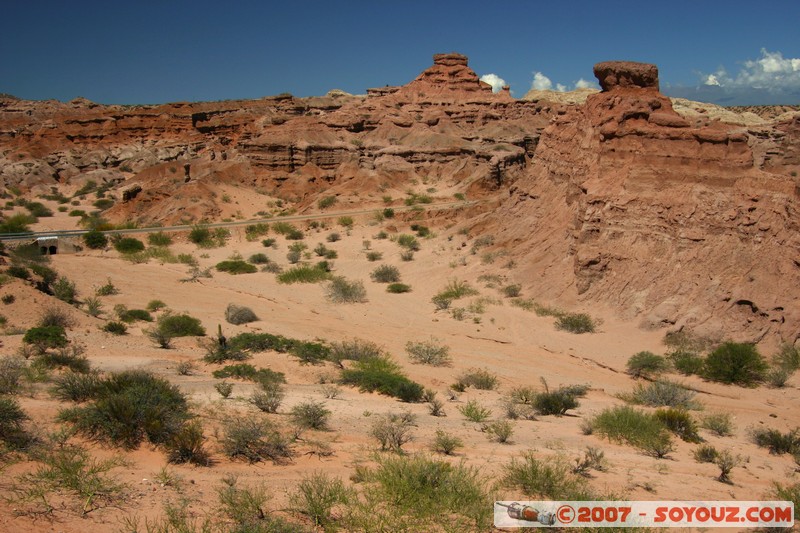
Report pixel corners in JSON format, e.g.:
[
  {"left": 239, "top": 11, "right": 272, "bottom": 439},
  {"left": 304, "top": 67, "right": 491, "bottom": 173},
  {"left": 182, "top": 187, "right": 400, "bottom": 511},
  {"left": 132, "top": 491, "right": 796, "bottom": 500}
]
[{"left": 0, "top": 54, "right": 798, "bottom": 532}]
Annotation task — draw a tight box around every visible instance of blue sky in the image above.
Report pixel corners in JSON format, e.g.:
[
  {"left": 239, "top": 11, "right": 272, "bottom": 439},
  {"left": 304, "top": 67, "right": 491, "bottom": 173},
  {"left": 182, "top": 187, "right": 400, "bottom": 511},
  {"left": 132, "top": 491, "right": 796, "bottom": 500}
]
[{"left": 2, "top": 0, "right": 799, "bottom": 105}]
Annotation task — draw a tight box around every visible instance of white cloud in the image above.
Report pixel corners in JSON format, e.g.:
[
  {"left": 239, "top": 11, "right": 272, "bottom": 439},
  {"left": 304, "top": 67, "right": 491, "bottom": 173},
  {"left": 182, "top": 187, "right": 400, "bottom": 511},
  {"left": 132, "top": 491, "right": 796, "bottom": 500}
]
[
  {"left": 700, "top": 49, "right": 800, "bottom": 91},
  {"left": 479, "top": 73, "right": 507, "bottom": 93},
  {"left": 574, "top": 78, "right": 597, "bottom": 90},
  {"left": 531, "top": 71, "right": 554, "bottom": 91}
]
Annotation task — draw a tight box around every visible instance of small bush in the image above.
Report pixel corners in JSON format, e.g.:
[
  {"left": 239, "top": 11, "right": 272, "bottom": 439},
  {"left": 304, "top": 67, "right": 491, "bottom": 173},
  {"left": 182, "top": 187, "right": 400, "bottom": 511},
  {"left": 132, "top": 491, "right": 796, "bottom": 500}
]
[
  {"left": 188, "top": 225, "right": 212, "bottom": 246},
  {"left": 165, "top": 420, "right": 210, "bottom": 466},
  {"left": 215, "top": 381, "right": 234, "bottom": 398},
  {"left": 317, "top": 196, "right": 337, "bottom": 209},
  {"left": 484, "top": 420, "right": 514, "bottom": 443},
  {"left": 670, "top": 350, "right": 705, "bottom": 375},
  {"left": 340, "top": 356, "right": 423, "bottom": 402},
  {"left": 0, "top": 397, "right": 30, "bottom": 449},
  {"left": 715, "top": 450, "right": 744, "bottom": 483},
  {"left": 703, "top": 342, "right": 768, "bottom": 386},
  {"left": 534, "top": 388, "right": 580, "bottom": 416},
  {"left": 261, "top": 237, "right": 277, "bottom": 248},
  {"left": 337, "top": 216, "right": 353, "bottom": 228},
  {"left": 405, "top": 338, "right": 451, "bottom": 366},
  {"left": 773, "top": 344, "right": 800, "bottom": 373},
  {"left": 325, "top": 276, "right": 367, "bottom": 303},
  {"left": 102, "top": 320, "right": 127, "bottom": 335},
  {"left": 555, "top": 313, "right": 595, "bottom": 334},
  {"left": 458, "top": 400, "right": 492, "bottom": 422},
  {"left": 591, "top": 405, "right": 675, "bottom": 458},
  {"left": 701, "top": 412, "right": 735, "bottom": 437},
  {"left": 38, "top": 306, "right": 75, "bottom": 329},
  {"left": 289, "top": 471, "right": 351, "bottom": 527},
  {"left": 766, "top": 367, "right": 790, "bottom": 388},
  {"left": 290, "top": 401, "right": 331, "bottom": 430},
  {"left": 370, "top": 412, "right": 415, "bottom": 452},
  {"left": 329, "top": 338, "right": 384, "bottom": 368},
  {"left": 146, "top": 299, "right": 167, "bottom": 312},
  {"left": 371, "top": 264, "right": 400, "bottom": 283},
  {"left": 114, "top": 237, "right": 145, "bottom": 254},
  {"left": 2, "top": 294, "right": 14, "bottom": 304},
  {"left": 23, "top": 325, "right": 68, "bottom": 353},
  {"left": 277, "top": 264, "right": 332, "bottom": 284},
  {"left": 58, "top": 370, "right": 190, "bottom": 449},
  {"left": 626, "top": 351, "right": 670, "bottom": 378},
  {"left": 365, "top": 251, "right": 383, "bottom": 262},
  {"left": 35, "top": 344, "right": 91, "bottom": 373},
  {"left": 431, "top": 429, "right": 463, "bottom": 455},
  {"left": 400, "top": 250, "right": 414, "bottom": 261},
  {"left": 95, "top": 278, "right": 118, "bottom": 296},
  {"left": 158, "top": 313, "right": 205, "bottom": 337},
  {"left": 51, "top": 371, "right": 103, "bottom": 403},
  {"left": 147, "top": 232, "right": 173, "bottom": 246},
  {"left": 502, "top": 452, "right": 593, "bottom": 499},
  {"left": 387, "top": 283, "right": 411, "bottom": 293},
  {"left": 52, "top": 277, "right": 77, "bottom": 304},
  {"left": 216, "top": 260, "right": 257, "bottom": 274},
  {"left": 751, "top": 427, "right": 800, "bottom": 455},
  {"left": 502, "top": 284, "right": 522, "bottom": 298},
  {"left": 654, "top": 408, "right": 702, "bottom": 442},
  {"left": 118, "top": 308, "right": 153, "bottom": 323},
  {"left": 220, "top": 415, "right": 293, "bottom": 464},
  {"left": 627, "top": 379, "right": 699, "bottom": 409},
  {"left": 225, "top": 303, "right": 258, "bottom": 325},
  {"left": 252, "top": 383, "right": 285, "bottom": 413},
  {"left": 0, "top": 356, "right": 26, "bottom": 395},
  {"left": 202, "top": 343, "right": 250, "bottom": 364},
  {"left": 248, "top": 253, "right": 269, "bottom": 264},
  {"left": 82, "top": 230, "right": 108, "bottom": 249},
  {"left": 455, "top": 368, "right": 498, "bottom": 390},
  {"left": 244, "top": 223, "right": 269, "bottom": 241},
  {"left": 694, "top": 444, "right": 719, "bottom": 463}
]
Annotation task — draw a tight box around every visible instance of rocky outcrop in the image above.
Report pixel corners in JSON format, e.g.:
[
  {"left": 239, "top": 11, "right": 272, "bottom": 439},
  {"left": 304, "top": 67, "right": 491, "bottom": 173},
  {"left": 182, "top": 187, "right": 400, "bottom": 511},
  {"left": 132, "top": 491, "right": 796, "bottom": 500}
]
[{"left": 484, "top": 61, "right": 800, "bottom": 346}]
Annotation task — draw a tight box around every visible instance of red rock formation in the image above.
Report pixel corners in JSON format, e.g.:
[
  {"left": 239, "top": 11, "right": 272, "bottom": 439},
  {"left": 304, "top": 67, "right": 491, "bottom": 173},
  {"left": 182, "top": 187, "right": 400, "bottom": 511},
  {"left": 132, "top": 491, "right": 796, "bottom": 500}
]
[{"left": 482, "top": 61, "right": 800, "bottom": 345}]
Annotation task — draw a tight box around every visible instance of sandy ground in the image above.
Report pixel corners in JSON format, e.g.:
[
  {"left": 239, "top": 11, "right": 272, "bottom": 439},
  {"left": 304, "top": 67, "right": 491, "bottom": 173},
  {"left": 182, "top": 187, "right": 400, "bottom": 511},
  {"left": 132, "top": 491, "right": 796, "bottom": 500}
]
[{"left": 0, "top": 199, "right": 798, "bottom": 531}]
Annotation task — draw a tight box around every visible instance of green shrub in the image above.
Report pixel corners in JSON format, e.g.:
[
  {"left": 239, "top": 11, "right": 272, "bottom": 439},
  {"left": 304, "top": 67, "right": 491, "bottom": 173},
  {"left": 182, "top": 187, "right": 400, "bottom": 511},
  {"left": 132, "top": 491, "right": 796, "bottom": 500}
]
[
  {"left": 58, "top": 370, "right": 191, "bottom": 449},
  {"left": 371, "top": 264, "right": 400, "bottom": 283},
  {"left": 202, "top": 343, "right": 250, "bottom": 364},
  {"left": 329, "top": 338, "right": 384, "bottom": 368},
  {"left": 146, "top": 299, "right": 167, "bottom": 312},
  {"left": 337, "top": 216, "right": 354, "bottom": 228},
  {"left": 95, "top": 278, "right": 118, "bottom": 296},
  {"left": 771, "top": 481, "right": 800, "bottom": 515},
  {"left": 0, "top": 356, "right": 26, "bottom": 395},
  {"left": 325, "top": 276, "right": 367, "bottom": 303},
  {"left": 670, "top": 350, "right": 705, "bottom": 375},
  {"left": 0, "top": 213, "right": 36, "bottom": 233},
  {"left": 188, "top": 225, "right": 212, "bottom": 246},
  {"left": 290, "top": 401, "right": 331, "bottom": 430},
  {"left": 502, "top": 451, "right": 593, "bottom": 499},
  {"left": 220, "top": 415, "right": 293, "bottom": 464},
  {"left": 277, "top": 264, "right": 332, "bottom": 284},
  {"left": 51, "top": 371, "right": 103, "bottom": 403},
  {"left": 35, "top": 344, "right": 91, "bottom": 373},
  {"left": 534, "top": 388, "right": 580, "bottom": 416},
  {"left": 502, "top": 284, "right": 522, "bottom": 298},
  {"left": 387, "top": 283, "right": 411, "bottom": 293},
  {"left": 157, "top": 313, "right": 205, "bottom": 337},
  {"left": 118, "top": 308, "right": 153, "bottom": 323},
  {"left": 654, "top": 408, "right": 702, "bottom": 442},
  {"left": 261, "top": 237, "right": 277, "bottom": 248},
  {"left": 225, "top": 303, "right": 258, "bottom": 325},
  {"left": 458, "top": 400, "right": 492, "bottom": 422},
  {"left": 626, "top": 379, "right": 699, "bottom": 409},
  {"left": 52, "top": 276, "right": 77, "bottom": 304},
  {"left": 102, "top": 321, "right": 127, "bottom": 335},
  {"left": 751, "top": 427, "right": 800, "bottom": 455},
  {"left": 215, "top": 380, "right": 234, "bottom": 398},
  {"left": 228, "top": 332, "right": 293, "bottom": 353},
  {"left": 556, "top": 313, "right": 596, "bottom": 333},
  {"left": 340, "top": 356, "right": 423, "bottom": 402},
  {"left": 703, "top": 342, "right": 768, "bottom": 385},
  {"left": 244, "top": 223, "right": 269, "bottom": 241},
  {"left": 113, "top": 237, "right": 145, "bottom": 254},
  {"left": 38, "top": 306, "right": 74, "bottom": 328},
  {"left": 248, "top": 253, "right": 269, "bottom": 264},
  {"left": 289, "top": 340, "right": 331, "bottom": 365},
  {"left": 369, "top": 412, "right": 416, "bottom": 452},
  {"left": 272, "top": 221, "right": 299, "bottom": 235},
  {"left": 317, "top": 196, "right": 337, "bottom": 209},
  {"left": 289, "top": 471, "right": 351, "bottom": 527},
  {"left": 84, "top": 295, "right": 102, "bottom": 316},
  {"left": 591, "top": 405, "right": 675, "bottom": 458},
  {"left": 7, "top": 265, "right": 30, "bottom": 280},
  {"left": 252, "top": 383, "right": 285, "bottom": 414},
  {"left": 405, "top": 338, "right": 451, "bottom": 366},
  {"left": 431, "top": 430, "right": 463, "bottom": 455},
  {"left": 455, "top": 368, "right": 498, "bottom": 390},
  {"left": 694, "top": 444, "right": 719, "bottom": 463},
  {"left": 715, "top": 450, "right": 744, "bottom": 484},
  {"left": 701, "top": 412, "right": 735, "bottom": 437},
  {"left": 216, "top": 260, "right": 257, "bottom": 274},
  {"left": 626, "top": 351, "right": 670, "bottom": 378},
  {"left": 346, "top": 453, "right": 490, "bottom": 532},
  {"left": 164, "top": 419, "right": 210, "bottom": 466},
  {"left": 484, "top": 420, "right": 514, "bottom": 443},
  {"left": 773, "top": 344, "right": 800, "bottom": 373},
  {"left": 23, "top": 325, "right": 68, "bottom": 353},
  {"left": 365, "top": 251, "right": 383, "bottom": 262},
  {"left": 82, "top": 230, "right": 108, "bottom": 249},
  {"left": 147, "top": 232, "right": 172, "bottom": 246},
  {"left": 0, "top": 397, "right": 30, "bottom": 449},
  {"left": 212, "top": 363, "right": 285, "bottom": 384}
]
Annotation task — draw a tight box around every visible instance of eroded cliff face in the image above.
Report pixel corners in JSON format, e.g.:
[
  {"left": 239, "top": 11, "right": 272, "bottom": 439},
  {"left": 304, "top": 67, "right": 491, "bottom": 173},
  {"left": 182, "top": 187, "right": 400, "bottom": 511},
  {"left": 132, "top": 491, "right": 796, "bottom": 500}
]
[
  {"left": 487, "top": 61, "right": 800, "bottom": 345},
  {"left": 0, "top": 53, "right": 549, "bottom": 225}
]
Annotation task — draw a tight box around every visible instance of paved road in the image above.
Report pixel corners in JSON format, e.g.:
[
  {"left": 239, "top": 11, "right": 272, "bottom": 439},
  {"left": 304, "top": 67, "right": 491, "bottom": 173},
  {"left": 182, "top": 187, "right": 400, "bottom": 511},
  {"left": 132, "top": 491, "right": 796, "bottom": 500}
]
[{"left": 0, "top": 200, "right": 480, "bottom": 241}]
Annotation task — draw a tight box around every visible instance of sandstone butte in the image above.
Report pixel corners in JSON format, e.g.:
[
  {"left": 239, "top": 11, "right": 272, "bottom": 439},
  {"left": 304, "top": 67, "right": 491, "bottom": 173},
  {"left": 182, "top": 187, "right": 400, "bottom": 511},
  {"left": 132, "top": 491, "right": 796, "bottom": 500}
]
[{"left": 1, "top": 53, "right": 798, "bottom": 348}]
